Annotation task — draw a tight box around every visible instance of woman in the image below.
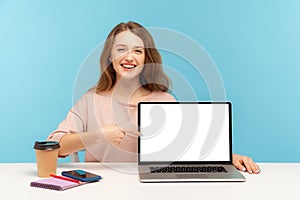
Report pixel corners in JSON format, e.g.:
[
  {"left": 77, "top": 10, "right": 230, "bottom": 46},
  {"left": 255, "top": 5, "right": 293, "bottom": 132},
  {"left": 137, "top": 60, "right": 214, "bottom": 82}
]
[{"left": 47, "top": 21, "right": 260, "bottom": 174}]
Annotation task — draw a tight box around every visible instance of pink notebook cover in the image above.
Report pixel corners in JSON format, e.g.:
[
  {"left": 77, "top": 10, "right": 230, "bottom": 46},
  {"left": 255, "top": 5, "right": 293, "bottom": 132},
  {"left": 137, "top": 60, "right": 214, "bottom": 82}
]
[{"left": 30, "top": 177, "right": 80, "bottom": 191}]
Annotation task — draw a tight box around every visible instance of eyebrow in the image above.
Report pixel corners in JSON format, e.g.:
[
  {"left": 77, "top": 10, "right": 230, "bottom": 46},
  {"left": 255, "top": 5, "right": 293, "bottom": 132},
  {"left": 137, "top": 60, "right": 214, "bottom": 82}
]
[{"left": 115, "top": 44, "right": 144, "bottom": 48}]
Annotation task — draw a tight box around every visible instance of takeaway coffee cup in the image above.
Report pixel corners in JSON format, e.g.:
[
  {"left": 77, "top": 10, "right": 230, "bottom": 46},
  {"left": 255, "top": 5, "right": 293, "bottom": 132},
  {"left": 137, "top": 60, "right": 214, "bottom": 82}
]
[{"left": 34, "top": 141, "right": 60, "bottom": 177}]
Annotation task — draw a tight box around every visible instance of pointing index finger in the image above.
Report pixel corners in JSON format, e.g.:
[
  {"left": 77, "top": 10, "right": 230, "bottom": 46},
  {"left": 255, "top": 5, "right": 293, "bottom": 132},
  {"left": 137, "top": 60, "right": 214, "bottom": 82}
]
[{"left": 123, "top": 129, "right": 141, "bottom": 137}]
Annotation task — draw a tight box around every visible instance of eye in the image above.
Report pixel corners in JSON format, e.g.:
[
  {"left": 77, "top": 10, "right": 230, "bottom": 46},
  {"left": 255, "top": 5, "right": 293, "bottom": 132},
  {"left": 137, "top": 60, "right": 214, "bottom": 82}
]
[
  {"left": 134, "top": 48, "right": 144, "bottom": 54},
  {"left": 117, "top": 47, "right": 126, "bottom": 52}
]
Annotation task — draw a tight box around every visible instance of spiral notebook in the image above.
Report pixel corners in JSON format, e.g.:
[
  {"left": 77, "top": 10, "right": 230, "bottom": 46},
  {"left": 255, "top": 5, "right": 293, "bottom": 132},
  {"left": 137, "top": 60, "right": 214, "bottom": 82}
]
[{"left": 30, "top": 177, "right": 80, "bottom": 191}]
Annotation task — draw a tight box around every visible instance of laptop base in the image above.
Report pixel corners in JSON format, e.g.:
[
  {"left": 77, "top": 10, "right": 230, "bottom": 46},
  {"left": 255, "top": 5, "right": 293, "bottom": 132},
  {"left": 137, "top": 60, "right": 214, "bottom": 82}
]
[{"left": 139, "top": 164, "right": 246, "bottom": 182}]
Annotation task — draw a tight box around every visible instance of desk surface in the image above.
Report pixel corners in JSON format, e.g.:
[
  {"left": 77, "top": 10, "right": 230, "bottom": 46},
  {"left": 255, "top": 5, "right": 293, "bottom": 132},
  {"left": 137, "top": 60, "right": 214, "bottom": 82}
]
[{"left": 0, "top": 163, "right": 299, "bottom": 200}]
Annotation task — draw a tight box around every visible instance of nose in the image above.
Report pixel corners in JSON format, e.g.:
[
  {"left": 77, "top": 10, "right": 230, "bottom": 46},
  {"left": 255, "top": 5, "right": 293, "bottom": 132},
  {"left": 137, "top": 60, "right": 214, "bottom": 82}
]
[{"left": 124, "top": 51, "right": 134, "bottom": 62}]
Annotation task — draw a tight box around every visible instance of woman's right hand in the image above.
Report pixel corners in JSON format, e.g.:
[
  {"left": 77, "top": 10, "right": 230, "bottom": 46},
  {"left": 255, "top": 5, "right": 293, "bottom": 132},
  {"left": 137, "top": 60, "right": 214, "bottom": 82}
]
[
  {"left": 101, "top": 124, "right": 140, "bottom": 145},
  {"left": 101, "top": 124, "right": 126, "bottom": 145}
]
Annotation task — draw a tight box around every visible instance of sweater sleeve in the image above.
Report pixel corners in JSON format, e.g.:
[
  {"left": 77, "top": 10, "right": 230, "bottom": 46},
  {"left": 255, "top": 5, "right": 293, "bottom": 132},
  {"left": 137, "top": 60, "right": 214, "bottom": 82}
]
[{"left": 47, "top": 93, "right": 89, "bottom": 142}]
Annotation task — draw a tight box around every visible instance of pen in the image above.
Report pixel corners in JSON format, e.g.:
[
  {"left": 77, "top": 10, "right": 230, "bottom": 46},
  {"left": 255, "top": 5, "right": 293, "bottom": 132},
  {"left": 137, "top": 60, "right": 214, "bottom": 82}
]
[{"left": 50, "top": 174, "right": 80, "bottom": 184}]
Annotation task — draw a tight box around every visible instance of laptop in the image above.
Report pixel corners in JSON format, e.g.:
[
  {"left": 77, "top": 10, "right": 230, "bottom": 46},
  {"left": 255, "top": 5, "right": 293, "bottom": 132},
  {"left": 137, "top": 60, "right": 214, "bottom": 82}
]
[{"left": 138, "top": 102, "right": 246, "bottom": 182}]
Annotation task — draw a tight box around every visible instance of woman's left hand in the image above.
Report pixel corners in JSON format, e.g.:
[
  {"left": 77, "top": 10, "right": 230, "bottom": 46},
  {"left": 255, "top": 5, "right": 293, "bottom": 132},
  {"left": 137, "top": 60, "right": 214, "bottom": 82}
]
[{"left": 232, "top": 154, "right": 261, "bottom": 174}]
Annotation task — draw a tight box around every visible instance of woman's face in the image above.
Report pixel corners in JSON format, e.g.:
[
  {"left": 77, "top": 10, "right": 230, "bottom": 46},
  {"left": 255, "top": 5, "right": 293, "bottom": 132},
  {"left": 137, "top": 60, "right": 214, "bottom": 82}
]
[{"left": 110, "top": 30, "right": 145, "bottom": 81}]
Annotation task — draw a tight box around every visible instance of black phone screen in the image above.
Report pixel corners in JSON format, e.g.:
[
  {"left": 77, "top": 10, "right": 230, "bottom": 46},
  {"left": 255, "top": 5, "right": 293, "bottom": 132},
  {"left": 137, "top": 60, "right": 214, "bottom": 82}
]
[{"left": 65, "top": 170, "right": 99, "bottom": 178}]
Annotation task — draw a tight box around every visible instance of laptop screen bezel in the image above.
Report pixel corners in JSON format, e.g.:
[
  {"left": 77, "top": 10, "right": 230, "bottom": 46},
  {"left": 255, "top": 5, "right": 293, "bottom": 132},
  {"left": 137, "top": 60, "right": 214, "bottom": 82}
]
[{"left": 138, "top": 102, "right": 233, "bottom": 165}]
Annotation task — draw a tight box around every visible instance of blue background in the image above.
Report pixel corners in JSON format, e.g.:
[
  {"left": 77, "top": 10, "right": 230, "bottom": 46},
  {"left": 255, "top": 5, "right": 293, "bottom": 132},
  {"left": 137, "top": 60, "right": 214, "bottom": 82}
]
[{"left": 1, "top": 0, "right": 299, "bottom": 162}]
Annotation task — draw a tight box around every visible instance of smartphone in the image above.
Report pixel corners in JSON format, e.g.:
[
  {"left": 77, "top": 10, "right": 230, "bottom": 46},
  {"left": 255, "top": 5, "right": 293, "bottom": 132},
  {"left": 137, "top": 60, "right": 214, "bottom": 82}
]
[{"left": 61, "top": 170, "right": 102, "bottom": 182}]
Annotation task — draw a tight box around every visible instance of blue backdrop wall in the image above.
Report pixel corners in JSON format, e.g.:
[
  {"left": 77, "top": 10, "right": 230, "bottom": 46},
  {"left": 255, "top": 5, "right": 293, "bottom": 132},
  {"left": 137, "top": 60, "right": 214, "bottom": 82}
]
[{"left": 1, "top": 0, "right": 299, "bottom": 162}]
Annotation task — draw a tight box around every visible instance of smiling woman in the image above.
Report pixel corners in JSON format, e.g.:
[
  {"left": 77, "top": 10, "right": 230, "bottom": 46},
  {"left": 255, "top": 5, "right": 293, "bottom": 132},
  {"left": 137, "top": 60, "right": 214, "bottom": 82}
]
[{"left": 46, "top": 21, "right": 260, "bottom": 174}]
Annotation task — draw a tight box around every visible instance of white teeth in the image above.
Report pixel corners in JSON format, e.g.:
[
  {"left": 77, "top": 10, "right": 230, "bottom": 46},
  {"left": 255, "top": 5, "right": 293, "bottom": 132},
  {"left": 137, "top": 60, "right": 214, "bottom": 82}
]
[{"left": 122, "top": 64, "right": 136, "bottom": 69}]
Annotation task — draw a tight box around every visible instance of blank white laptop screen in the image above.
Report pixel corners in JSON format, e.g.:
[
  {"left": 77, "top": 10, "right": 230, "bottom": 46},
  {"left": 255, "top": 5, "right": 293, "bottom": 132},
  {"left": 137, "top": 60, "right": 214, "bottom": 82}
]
[{"left": 139, "top": 103, "right": 231, "bottom": 162}]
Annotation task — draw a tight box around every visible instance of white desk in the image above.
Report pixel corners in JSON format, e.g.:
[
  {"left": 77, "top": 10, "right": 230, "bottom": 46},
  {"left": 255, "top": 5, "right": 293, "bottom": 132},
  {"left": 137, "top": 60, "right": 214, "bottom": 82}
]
[{"left": 0, "top": 163, "right": 299, "bottom": 200}]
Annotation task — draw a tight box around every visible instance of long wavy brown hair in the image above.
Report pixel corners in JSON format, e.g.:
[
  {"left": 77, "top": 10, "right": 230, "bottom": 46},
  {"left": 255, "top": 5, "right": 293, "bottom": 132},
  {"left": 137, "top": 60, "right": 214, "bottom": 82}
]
[{"left": 96, "top": 21, "right": 170, "bottom": 94}]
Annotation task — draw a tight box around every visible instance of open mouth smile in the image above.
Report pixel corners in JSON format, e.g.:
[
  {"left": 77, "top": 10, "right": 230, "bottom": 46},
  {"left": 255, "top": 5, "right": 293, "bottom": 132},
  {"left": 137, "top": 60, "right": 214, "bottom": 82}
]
[{"left": 121, "top": 64, "right": 137, "bottom": 69}]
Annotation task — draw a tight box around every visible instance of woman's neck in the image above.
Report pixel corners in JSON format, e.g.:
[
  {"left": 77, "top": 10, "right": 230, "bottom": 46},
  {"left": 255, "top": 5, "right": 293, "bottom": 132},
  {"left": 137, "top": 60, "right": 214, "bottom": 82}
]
[{"left": 112, "top": 78, "right": 150, "bottom": 105}]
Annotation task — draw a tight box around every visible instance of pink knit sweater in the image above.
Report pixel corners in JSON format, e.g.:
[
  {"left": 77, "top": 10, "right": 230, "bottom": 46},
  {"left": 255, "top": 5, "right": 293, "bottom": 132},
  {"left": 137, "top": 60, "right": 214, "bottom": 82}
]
[{"left": 47, "top": 90, "right": 176, "bottom": 162}]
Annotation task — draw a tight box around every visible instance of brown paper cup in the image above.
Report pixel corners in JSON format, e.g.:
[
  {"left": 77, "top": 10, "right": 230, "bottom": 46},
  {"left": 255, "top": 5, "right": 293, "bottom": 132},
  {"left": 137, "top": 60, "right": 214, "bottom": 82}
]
[{"left": 34, "top": 141, "right": 60, "bottom": 177}]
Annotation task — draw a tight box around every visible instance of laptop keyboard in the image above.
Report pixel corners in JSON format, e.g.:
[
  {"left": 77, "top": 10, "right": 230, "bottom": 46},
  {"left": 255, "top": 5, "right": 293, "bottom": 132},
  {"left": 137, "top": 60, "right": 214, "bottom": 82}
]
[{"left": 150, "top": 166, "right": 228, "bottom": 173}]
